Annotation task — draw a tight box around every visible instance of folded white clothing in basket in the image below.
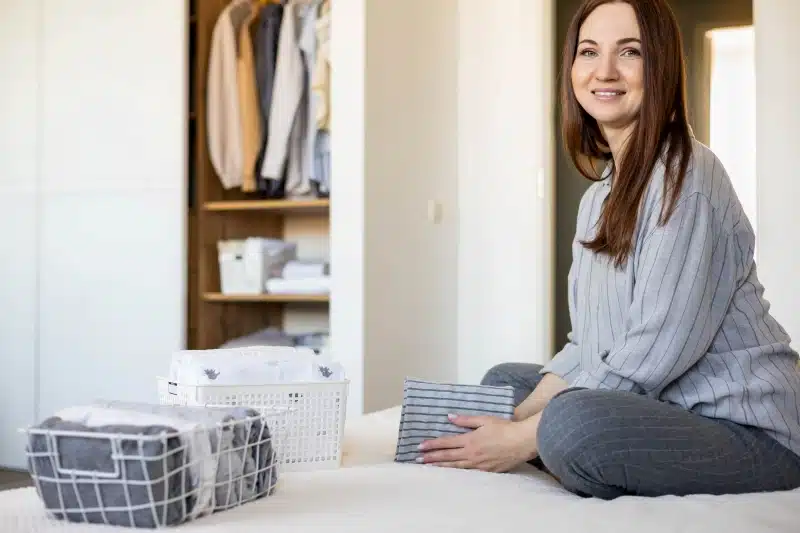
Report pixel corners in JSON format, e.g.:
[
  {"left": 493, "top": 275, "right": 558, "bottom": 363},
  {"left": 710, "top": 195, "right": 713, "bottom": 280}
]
[
  {"left": 394, "top": 378, "right": 516, "bottom": 463},
  {"left": 25, "top": 403, "right": 279, "bottom": 529},
  {"left": 169, "top": 346, "right": 346, "bottom": 386}
]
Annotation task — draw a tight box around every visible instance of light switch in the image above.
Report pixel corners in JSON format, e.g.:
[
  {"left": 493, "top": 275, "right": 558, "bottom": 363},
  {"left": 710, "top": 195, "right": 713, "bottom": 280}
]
[{"left": 427, "top": 200, "right": 442, "bottom": 224}]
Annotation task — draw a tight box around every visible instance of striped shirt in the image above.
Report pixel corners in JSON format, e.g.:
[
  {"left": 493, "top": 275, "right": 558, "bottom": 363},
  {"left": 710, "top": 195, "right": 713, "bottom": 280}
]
[
  {"left": 394, "top": 378, "right": 515, "bottom": 463},
  {"left": 542, "top": 139, "right": 800, "bottom": 457}
]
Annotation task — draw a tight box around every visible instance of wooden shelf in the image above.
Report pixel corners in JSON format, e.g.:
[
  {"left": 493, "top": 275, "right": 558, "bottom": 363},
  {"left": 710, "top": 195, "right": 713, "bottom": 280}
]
[
  {"left": 203, "top": 199, "right": 329, "bottom": 214},
  {"left": 203, "top": 292, "right": 330, "bottom": 303}
]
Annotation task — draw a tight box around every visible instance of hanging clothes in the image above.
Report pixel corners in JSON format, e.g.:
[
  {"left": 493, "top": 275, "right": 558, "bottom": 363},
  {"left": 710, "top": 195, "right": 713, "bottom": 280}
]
[
  {"left": 207, "top": 0, "right": 252, "bottom": 190},
  {"left": 238, "top": 7, "right": 263, "bottom": 192},
  {"left": 311, "top": 0, "right": 331, "bottom": 196},
  {"left": 312, "top": 0, "right": 330, "bottom": 131},
  {"left": 259, "top": 0, "right": 321, "bottom": 199},
  {"left": 254, "top": 2, "right": 285, "bottom": 196}
]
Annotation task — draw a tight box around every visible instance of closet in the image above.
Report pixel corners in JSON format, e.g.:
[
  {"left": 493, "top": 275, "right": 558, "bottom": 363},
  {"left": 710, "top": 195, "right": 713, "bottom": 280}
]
[{"left": 187, "top": 0, "right": 331, "bottom": 352}]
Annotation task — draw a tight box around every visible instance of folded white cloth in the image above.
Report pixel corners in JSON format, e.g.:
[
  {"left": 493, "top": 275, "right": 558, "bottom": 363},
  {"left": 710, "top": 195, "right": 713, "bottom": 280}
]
[
  {"left": 169, "top": 346, "right": 345, "bottom": 387},
  {"left": 281, "top": 260, "right": 329, "bottom": 280},
  {"left": 266, "top": 276, "right": 330, "bottom": 294}
]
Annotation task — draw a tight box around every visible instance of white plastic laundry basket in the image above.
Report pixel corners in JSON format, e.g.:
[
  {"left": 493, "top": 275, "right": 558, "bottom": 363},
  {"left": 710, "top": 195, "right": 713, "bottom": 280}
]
[{"left": 157, "top": 377, "right": 348, "bottom": 472}]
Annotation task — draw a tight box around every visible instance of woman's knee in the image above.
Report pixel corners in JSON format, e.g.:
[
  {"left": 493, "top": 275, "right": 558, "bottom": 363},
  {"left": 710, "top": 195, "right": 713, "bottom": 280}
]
[
  {"left": 537, "top": 389, "right": 627, "bottom": 498},
  {"left": 479, "top": 362, "right": 542, "bottom": 387}
]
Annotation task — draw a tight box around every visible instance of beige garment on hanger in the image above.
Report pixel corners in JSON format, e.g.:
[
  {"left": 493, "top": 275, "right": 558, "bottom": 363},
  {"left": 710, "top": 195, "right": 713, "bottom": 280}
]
[
  {"left": 238, "top": 5, "right": 263, "bottom": 193},
  {"left": 312, "top": 0, "right": 331, "bottom": 130},
  {"left": 207, "top": 0, "right": 252, "bottom": 190}
]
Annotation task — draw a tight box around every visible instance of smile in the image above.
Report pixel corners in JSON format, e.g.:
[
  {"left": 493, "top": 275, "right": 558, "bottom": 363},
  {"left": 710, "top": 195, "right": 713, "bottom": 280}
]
[{"left": 592, "top": 89, "right": 626, "bottom": 100}]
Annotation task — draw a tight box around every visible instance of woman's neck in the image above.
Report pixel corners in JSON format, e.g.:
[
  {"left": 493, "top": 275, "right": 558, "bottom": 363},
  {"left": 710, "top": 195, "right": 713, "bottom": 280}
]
[{"left": 600, "top": 122, "right": 636, "bottom": 169}]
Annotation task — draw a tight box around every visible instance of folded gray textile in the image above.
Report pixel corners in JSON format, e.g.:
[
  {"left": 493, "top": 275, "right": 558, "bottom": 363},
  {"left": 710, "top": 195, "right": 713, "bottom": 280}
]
[
  {"left": 95, "top": 402, "right": 279, "bottom": 507},
  {"left": 394, "top": 378, "right": 516, "bottom": 463},
  {"left": 27, "top": 417, "right": 192, "bottom": 528},
  {"left": 26, "top": 403, "right": 278, "bottom": 528}
]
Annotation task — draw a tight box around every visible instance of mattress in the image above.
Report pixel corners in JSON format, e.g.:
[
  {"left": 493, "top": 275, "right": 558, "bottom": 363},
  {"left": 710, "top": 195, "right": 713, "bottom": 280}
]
[{"left": 2, "top": 405, "right": 797, "bottom": 532}]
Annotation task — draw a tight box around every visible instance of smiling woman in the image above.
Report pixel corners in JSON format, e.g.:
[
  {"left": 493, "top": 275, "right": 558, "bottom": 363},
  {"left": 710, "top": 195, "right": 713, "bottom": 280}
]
[
  {"left": 561, "top": 0, "right": 693, "bottom": 268},
  {"left": 420, "top": 0, "right": 800, "bottom": 501}
]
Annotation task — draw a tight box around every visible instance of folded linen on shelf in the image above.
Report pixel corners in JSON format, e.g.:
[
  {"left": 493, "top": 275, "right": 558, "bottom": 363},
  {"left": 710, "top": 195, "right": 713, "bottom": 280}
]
[
  {"left": 265, "top": 275, "right": 330, "bottom": 294},
  {"left": 26, "top": 403, "right": 278, "bottom": 528},
  {"left": 281, "top": 259, "right": 329, "bottom": 279}
]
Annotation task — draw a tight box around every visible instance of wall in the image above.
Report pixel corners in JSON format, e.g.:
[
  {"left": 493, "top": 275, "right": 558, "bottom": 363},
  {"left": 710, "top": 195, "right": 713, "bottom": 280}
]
[
  {"left": 332, "top": 0, "right": 557, "bottom": 412},
  {"left": 753, "top": 0, "right": 800, "bottom": 348},
  {"left": 553, "top": 0, "right": 752, "bottom": 348},
  {"left": 0, "top": 0, "right": 186, "bottom": 469},
  {"left": 331, "top": 0, "right": 461, "bottom": 415},
  {"left": 457, "top": 0, "right": 556, "bottom": 383},
  {"left": 0, "top": 0, "right": 39, "bottom": 469}
]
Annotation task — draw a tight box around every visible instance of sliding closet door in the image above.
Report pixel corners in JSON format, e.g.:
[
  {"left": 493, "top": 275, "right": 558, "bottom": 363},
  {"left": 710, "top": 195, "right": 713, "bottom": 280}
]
[
  {"left": 0, "top": 0, "right": 40, "bottom": 469},
  {"left": 37, "top": 0, "right": 187, "bottom": 416}
]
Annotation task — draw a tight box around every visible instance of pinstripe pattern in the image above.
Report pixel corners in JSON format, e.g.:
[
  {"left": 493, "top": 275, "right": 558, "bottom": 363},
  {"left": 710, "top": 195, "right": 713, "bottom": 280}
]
[
  {"left": 542, "top": 139, "right": 800, "bottom": 457},
  {"left": 394, "top": 378, "right": 515, "bottom": 463},
  {"left": 536, "top": 388, "right": 800, "bottom": 499}
]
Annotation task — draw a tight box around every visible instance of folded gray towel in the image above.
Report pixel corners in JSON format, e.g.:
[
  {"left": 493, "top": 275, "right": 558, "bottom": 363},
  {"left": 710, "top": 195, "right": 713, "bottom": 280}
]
[
  {"left": 94, "top": 402, "right": 279, "bottom": 507},
  {"left": 27, "top": 417, "right": 192, "bottom": 528},
  {"left": 26, "top": 403, "right": 279, "bottom": 528}
]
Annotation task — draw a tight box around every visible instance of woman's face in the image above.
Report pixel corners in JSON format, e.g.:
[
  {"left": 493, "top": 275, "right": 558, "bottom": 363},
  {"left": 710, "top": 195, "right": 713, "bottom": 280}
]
[{"left": 571, "top": 2, "right": 644, "bottom": 133}]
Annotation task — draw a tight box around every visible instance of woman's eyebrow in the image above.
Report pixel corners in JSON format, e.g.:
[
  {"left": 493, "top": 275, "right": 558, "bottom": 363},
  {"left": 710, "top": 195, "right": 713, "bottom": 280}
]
[{"left": 578, "top": 37, "right": 642, "bottom": 46}]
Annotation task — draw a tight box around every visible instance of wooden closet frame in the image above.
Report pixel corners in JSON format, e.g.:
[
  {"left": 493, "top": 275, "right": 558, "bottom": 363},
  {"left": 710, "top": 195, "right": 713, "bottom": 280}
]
[{"left": 187, "top": 0, "right": 330, "bottom": 350}]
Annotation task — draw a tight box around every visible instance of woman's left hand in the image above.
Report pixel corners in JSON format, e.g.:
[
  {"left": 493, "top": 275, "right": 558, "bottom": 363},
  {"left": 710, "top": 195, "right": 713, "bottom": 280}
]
[{"left": 417, "top": 413, "right": 539, "bottom": 473}]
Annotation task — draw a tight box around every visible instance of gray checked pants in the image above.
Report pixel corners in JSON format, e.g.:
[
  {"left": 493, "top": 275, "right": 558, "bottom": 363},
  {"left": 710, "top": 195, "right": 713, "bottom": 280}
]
[{"left": 481, "top": 362, "right": 800, "bottom": 500}]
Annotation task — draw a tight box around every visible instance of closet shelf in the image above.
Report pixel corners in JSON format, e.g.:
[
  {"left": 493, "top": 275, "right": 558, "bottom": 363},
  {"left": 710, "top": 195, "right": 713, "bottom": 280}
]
[
  {"left": 203, "top": 199, "right": 329, "bottom": 213},
  {"left": 203, "top": 292, "right": 329, "bottom": 303}
]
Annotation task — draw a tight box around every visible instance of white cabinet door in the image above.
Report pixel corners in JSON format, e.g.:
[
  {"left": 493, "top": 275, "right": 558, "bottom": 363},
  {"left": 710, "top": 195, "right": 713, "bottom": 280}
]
[
  {"left": 0, "top": 0, "right": 40, "bottom": 469},
  {"left": 37, "top": 0, "right": 187, "bottom": 417}
]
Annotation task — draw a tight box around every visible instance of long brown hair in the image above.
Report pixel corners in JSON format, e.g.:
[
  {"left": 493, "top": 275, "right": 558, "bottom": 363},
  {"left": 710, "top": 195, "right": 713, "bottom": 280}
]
[{"left": 561, "top": 0, "right": 693, "bottom": 268}]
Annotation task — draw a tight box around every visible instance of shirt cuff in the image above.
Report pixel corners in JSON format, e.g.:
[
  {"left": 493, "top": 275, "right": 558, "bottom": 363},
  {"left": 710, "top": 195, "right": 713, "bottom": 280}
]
[
  {"left": 540, "top": 352, "right": 581, "bottom": 384},
  {"left": 569, "top": 364, "right": 644, "bottom": 394}
]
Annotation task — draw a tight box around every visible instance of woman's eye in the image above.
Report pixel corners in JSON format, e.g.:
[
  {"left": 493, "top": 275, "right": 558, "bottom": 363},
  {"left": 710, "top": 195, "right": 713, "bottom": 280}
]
[
  {"left": 579, "top": 49, "right": 597, "bottom": 57},
  {"left": 621, "top": 48, "right": 641, "bottom": 57}
]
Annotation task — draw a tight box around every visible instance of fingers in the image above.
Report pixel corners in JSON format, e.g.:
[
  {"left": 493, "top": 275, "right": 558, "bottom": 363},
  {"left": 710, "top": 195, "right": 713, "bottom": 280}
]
[
  {"left": 447, "top": 414, "right": 492, "bottom": 429},
  {"left": 418, "top": 433, "right": 467, "bottom": 452},
  {"left": 429, "top": 461, "right": 474, "bottom": 469},
  {"left": 419, "top": 446, "right": 468, "bottom": 464}
]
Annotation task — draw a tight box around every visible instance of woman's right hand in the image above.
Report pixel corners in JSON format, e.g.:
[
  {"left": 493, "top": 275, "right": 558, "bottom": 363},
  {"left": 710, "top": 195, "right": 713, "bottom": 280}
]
[{"left": 514, "top": 372, "right": 569, "bottom": 421}]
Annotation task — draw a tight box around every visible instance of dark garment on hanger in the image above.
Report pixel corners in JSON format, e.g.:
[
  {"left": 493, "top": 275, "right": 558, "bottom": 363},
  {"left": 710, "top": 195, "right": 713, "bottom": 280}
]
[{"left": 254, "top": 3, "right": 285, "bottom": 197}]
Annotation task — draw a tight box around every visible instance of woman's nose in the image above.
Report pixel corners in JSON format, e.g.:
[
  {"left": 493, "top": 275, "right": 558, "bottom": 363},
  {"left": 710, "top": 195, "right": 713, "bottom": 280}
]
[{"left": 595, "top": 55, "right": 619, "bottom": 81}]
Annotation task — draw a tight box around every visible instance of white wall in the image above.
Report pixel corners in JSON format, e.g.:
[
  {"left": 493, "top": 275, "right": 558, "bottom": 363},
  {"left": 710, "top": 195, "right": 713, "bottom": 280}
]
[
  {"left": 0, "top": 0, "right": 186, "bottom": 469},
  {"left": 0, "top": 0, "right": 40, "bottom": 469},
  {"left": 331, "top": 0, "right": 555, "bottom": 414},
  {"left": 331, "top": 0, "right": 461, "bottom": 416},
  {"left": 457, "top": 0, "right": 556, "bottom": 383},
  {"left": 753, "top": 0, "right": 800, "bottom": 347}
]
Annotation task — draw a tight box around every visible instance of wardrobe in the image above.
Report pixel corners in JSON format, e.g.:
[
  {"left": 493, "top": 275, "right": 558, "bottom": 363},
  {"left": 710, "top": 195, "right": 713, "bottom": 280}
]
[
  {"left": 0, "top": 0, "right": 187, "bottom": 470},
  {"left": 0, "top": 0, "right": 560, "bottom": 471}
]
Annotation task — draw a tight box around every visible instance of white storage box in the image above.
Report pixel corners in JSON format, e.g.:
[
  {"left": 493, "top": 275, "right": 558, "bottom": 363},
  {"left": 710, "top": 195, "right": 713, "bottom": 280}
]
[
  {"left": 157, "top": 377, "right": 348, "bottom": 472},
  {"left": 217, "top": 238, "right": 297, "bottom": 295}
]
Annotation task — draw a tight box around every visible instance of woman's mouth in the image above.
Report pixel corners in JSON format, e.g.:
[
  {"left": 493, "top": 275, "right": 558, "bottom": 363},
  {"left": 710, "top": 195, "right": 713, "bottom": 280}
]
[{"left": 592, "top": 89, "right": 626, "bottom": 100}]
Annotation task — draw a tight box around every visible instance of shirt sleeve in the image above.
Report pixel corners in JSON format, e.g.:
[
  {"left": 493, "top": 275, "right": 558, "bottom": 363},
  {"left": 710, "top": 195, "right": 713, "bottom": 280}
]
[
  {"left": 570, "top": 192, "right": 736, "bottom": 396},
  {"left": 540, "top": 332, "right": 582, "bottom": 383}
]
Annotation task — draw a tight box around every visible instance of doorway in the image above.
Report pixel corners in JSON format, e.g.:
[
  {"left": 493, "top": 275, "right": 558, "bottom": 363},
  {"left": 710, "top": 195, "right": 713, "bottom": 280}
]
[{"left": 706, "top": 26, "right": 757, "bottom": 237}]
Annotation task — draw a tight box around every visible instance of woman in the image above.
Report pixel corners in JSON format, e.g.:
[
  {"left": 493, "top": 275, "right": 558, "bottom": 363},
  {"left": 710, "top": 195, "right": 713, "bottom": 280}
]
[{"left": 419, "top": 0, "right": 800, "bottom": 499}]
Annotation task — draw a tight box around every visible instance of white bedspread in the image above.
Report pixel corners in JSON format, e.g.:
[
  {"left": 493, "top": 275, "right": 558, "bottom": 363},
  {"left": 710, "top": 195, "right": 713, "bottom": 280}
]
[{"left": 2, "top": 406, "right": 797, "bottom": 532}]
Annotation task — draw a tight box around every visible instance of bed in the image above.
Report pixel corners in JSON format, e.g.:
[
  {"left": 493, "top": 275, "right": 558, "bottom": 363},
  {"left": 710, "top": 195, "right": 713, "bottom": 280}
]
[{"left": 1, "top": 405, "right": 796, "bottom": 532}]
